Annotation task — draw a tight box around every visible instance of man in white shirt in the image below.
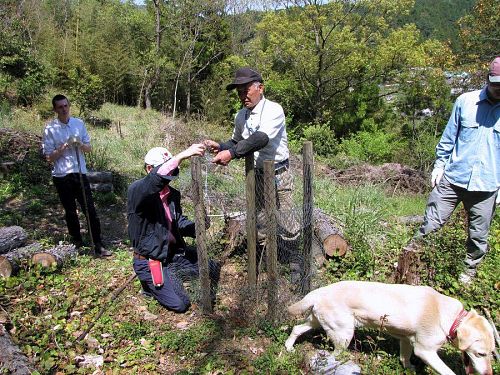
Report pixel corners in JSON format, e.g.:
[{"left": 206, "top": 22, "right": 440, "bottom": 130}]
[
  {"left": 205, "top": 68, "right": 299, "bottom": 262},
  {"left": 42, "top": 94, "right": 111, "bottom": 257}
]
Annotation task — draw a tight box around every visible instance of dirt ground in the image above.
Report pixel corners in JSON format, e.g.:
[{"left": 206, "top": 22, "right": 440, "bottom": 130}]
[{"left": 0, "top": 128, "right": 430, "bottom": 373}]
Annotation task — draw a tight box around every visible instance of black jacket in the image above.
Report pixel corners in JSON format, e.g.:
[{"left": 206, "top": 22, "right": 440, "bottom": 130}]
[{"left": 127, "top": 166, "right": 195, "bottom": 261}]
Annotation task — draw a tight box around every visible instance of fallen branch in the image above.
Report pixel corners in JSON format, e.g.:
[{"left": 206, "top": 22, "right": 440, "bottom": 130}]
[{"left": 76, "top": 273, "right": 137, "bottom": 341}]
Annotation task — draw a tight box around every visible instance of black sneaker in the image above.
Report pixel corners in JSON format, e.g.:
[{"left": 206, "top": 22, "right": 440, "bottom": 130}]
[
  {"left": 94, "top": 244, "right": 113, "bottom": 258},
  {"left": 72, "top": 239, "right": 83, "bottom": 249}
]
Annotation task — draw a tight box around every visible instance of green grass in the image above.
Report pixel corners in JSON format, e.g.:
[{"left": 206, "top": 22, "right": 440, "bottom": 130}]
[
  {"left": 1, "top": 103, "right": 498, "bottom": 374},
  {"left": 315, "top": 178, "right": 427, "bottom": 220}
]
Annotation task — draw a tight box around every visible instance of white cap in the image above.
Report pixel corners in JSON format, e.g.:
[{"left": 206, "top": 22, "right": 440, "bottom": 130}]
[
  {"left": 488, "top": 56, "right": 500, "bottom": 83},
  {"left": 144, "top": 147, "right": 173, "bottom": 167}
]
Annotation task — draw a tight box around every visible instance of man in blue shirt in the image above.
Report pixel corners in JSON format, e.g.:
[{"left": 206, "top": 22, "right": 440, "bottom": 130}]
[{"left": 409, "top": 57, "right": 500, "bottom": 283}]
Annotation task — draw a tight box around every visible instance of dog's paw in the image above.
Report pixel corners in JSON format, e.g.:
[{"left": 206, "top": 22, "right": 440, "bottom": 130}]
[{"left": 284, "top": 341, "right": 295, "bottom": 352}]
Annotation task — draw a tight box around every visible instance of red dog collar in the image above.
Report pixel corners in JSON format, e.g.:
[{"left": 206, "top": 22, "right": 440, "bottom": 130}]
[{"left": 447, "top": 309, "right": 468, "bottom": 342}]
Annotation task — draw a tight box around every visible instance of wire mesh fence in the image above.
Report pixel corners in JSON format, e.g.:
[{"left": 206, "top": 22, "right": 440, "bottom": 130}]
[{"left": 179, "top": 143, "right": 321, "bottom": 323}]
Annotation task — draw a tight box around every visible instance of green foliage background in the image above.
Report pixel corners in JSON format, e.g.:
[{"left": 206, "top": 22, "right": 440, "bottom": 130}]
[{"left": 0, "top": 0, "right": 498, "bottom": 373}]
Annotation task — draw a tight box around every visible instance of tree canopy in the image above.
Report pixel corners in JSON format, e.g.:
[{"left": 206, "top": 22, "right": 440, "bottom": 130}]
[{"left": 0, "top": 0, "right": 496, "bottom": 166}]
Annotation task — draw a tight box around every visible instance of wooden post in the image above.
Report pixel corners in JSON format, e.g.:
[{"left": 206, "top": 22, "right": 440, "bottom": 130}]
[
  {"left": 245, "top": 154, "right": 257, "bottom": 288},
  {"left": 302, "top": 141, "right": 314, "bottom": 294},
  {"left": 191, "top": 156, "right": 212, "bottom": 314},
  {"left": 264, "top": 160, "right": 277, "bottom": 321}
]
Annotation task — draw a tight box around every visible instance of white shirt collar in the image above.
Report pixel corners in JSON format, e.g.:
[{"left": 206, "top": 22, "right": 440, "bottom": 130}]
[
  {"left": 56, "top": 117, "right": 71, "bottom": 126},
  {"left": 248, "top": 96, "right": 266, "bottom": 115}
]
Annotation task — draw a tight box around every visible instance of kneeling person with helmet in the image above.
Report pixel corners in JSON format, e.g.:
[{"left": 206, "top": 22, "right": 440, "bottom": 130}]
[{"left": 127, "top": 144, "right": 219, "bottom": 312}]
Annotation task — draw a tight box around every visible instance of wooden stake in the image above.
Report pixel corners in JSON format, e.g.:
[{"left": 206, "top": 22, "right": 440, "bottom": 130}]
[
  {"left": 245, "top": 154, "right": 257, "bottom": 288},
  {"left": 302, "top": 141, "right": 313, "bottom": 294},
  {"left": 191, "top": 156, "right": 212, "bottom": 314},
  {"left": 264, "top": 160, "right": 277, "bottom": 322}
]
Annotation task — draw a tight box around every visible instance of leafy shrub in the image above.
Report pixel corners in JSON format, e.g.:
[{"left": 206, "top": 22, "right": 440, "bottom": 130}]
[
  {"left": 301, "top": 123, "right": 338, "bottom": 157},
  {"left": 68, "top": 66, "right": 105, "bottom": 116},
  {"left": 86, "top": 144, "right": 112, "bottom": 171},
  {"left": 336, "top": 130, "right": 401, "bottom": 164},
  {"left": 201, "top": 56, "right": 246, "bottom": 125},
  {"left": 16, "top": 62, "right": 51, "bottom": 106},
  {"left": 398, "top": 117, "right": 441, "bottom": 172},
  {"left": 0, "top": 30, "right": 51, "bottom": 106},
  {"left": 265, "top": 76, "right": 302, "bottom": 124}
]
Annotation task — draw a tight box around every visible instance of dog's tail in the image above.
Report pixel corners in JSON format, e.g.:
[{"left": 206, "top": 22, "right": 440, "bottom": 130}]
[{"left": 288, "top": 293, "right": 315, "bottom": 316}]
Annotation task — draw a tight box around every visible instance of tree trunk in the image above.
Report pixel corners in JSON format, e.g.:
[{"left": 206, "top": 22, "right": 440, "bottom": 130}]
[
  {"left": 145, "top": 0, "right": 162, "bottom": 110},
  {"left": 222, "top": 212, "right": 247, "bottom": 259},
  {"left": 313, "top": 208, "right": 349, "bottom": 257},
  {"left": 32, "top": 244, "right": 78, "bottom": 269},
  {"left": 392, "top": 242, "right": 424, "bottom": 285},
  {"left": 0, "top": 243, "right": 41, "bottom": 278},
  {"left": 0, "top": 226, "right": 27, "bottom": 254},
  {"left": 0, "top": 324, "right": 36, "bottom": 374},
  {"left": 186, "top": 71, "right": 191, "bottom": 116}
]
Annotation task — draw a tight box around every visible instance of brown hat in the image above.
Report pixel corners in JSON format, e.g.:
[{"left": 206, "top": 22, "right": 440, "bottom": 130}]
[
  {"left": 489, "top": 56, "right": 500, "bottom": 83},
  {"left": 226, "top": 67, "right": 263, "bottom": 91}
]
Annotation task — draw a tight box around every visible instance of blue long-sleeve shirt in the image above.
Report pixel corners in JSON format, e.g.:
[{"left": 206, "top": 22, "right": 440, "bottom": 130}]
[{"left": 435, "top": 87, "right": 500, "bottom": 192}]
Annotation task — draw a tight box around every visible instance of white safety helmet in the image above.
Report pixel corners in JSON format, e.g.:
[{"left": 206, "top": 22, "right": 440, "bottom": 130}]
[{"left": 144, "top": 147, "right": 173, "bottom": 167}]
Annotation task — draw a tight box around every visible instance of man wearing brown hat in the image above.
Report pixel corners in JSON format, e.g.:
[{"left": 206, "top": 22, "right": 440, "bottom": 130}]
[
  {"left": 204, "top": 67, "right": 300, "bottom": 265},
  {"left": 400, "top": 56, "right": 500, "bottom": 284}
]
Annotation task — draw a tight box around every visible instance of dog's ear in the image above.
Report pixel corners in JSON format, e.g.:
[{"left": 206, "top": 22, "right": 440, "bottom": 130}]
[
  {"left": 456, "top": 324, "right": 474, "bottom": 351},
  {"left": 456, "top": 310, "right": 486, "bottom": 351}
]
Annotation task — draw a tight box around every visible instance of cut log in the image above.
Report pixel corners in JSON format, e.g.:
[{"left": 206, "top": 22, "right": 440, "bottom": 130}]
[
  {"left": 32, "top": 244, "right": 78, "bottom": 268},
  {"left": 0, "top": 324, "right": 36, "bottom": 374},
  {"left": 86, "top": 171, "right": 113, "bottom": 183},
  {"left": 220, "top": 209, "right": 349, "bottom": 262},
  {"left": 90, "top": 182, "right": 113, "bottom": 193},
  {"left": 313, "top": 209, "right": 349, "bottom": 257},
  {"left": 0, "top": 226, "right": 27, "bottom": 254},
  {"left": 221, "top": 212, "right": 247, "bottom": 260},
  {"left": 0, "top": 243, "right": 41, "bottom": 278}
]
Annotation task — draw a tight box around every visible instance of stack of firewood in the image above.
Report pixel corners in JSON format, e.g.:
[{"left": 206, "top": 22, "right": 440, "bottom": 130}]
[{"left": 0, "top": 226, "right": 78, "bottom": 278}]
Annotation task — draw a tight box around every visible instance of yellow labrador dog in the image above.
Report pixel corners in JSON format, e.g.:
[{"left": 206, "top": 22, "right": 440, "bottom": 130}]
[{"left": 285, "top": 281, "right": 494, "bottom": 375}]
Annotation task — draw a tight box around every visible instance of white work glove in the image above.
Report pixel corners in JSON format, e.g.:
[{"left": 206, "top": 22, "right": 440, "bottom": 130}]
[{"left": 430, "top": 167, "right": 444, "bottom": 188}]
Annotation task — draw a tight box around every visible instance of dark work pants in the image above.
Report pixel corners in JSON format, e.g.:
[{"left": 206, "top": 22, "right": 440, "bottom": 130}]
[
  {"left": 133, "top": 248, "right": 220, "bottom": 313},
  {"left": 53, "top": 173, "right": 102, "bottom": 245}
]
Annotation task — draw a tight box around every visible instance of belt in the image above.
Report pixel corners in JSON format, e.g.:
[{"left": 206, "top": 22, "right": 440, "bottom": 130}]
[
  {"left": 256, "top": 159, "right": 289, "bottom": 175},
  {"left": 133, "top": 252, "right": 147, "bottom": 260}
]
